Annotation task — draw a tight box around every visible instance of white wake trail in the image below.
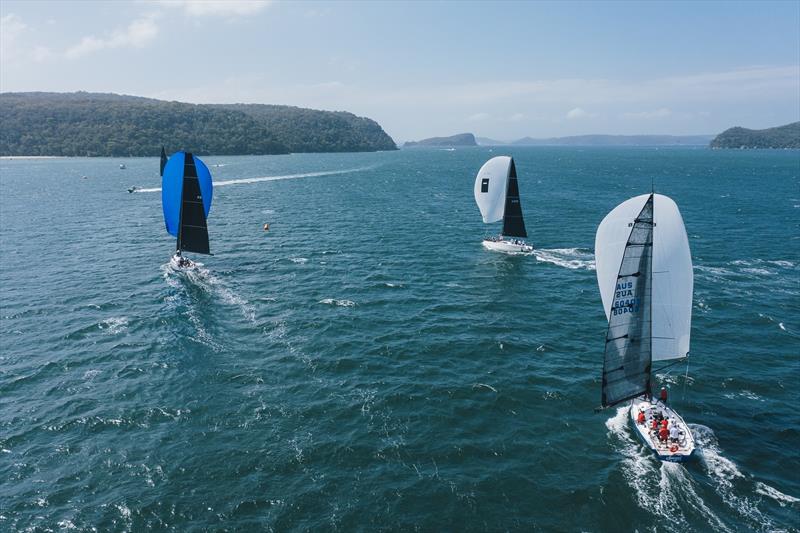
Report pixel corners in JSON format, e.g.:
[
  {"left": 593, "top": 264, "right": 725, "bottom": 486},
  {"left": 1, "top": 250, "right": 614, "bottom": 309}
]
[{"left": 135, "top": 166, "right": 375, "bottom": 193}]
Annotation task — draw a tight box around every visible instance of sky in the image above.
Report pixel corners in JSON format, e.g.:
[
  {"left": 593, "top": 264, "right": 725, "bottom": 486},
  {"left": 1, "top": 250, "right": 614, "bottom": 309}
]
[{"left": 1, "top": 0, "right": 799, "bottom": 142}]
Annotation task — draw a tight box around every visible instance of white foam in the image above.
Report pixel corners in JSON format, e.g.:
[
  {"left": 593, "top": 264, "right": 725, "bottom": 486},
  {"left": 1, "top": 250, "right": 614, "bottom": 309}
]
[
  {"left": 754, "top": 482, "right": 800, "bottom": 507},
  {"left": 319, "top": 298, "right": 356, "bottom": 307},
  {"left": 99, "top": 316, "right": 128, "bottom": 335},
  {"left": 289, "top": 257, "right": 308, "bottom": 264},
  {"left": 692, "top": 424, "right": 778, "bottom": 529},
  {"left": 742, "top": 268, "right": 772, "bottom": 276},
  {"left": 534, "top": 248, "right": 596, "bottom": 270},
  {"left": 136, "top": 166, "right": 375, "bottom": 192},
  {"left": 605, "top": 410, "right": 729, "bottom": 531}
]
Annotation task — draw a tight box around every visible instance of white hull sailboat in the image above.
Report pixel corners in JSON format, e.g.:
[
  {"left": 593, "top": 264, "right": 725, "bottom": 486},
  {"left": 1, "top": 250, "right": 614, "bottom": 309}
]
[
  {"left": 474, "top": 156, "right": 533, "bottom": 253},
  {"left": 162, "top": 150, "right": 214, "bottom": 270},
  {"left": 595, "top": 193, "right": 696, "bottom": 462},
  {"left": 482, "top": 238, "right": 533, "bottom": 253}
]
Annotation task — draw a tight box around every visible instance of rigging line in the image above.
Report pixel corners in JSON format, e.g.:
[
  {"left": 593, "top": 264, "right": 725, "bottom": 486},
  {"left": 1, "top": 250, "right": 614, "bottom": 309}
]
[
  {"left": 652, "top": 359, "right": 685, "bottom": 374},
  {"left": 682, "top": 357, "right": 690, "bottom": 401}
]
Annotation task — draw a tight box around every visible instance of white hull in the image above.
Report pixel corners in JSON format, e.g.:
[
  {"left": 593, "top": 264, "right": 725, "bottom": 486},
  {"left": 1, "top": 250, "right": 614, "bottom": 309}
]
[
  {"left": 630, "top": 397, "right": 695, "bottom": 462},
  {"left": 482, "top": 238, "right": 533, "bottom": 253}
]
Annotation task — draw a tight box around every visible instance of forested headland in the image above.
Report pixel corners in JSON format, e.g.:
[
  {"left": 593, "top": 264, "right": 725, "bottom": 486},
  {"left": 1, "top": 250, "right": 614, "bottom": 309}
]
[{"left": 0, "top": 92, "right": 397, "bottom": 156}]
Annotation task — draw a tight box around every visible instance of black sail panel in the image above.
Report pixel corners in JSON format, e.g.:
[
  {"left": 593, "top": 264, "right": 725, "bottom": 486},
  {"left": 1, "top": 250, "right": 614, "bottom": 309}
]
[
  {"left": 601, "top": 194, "right": 654, "bottom": 407},
  {"left": 501, "top": 159, "right": 527, "bottom": 238},
  {"left": 160, "top": 146, "right": 167, "bottom": 177},
  {"left": 177, "top": 153, "right": 210, "bottom": 254}
]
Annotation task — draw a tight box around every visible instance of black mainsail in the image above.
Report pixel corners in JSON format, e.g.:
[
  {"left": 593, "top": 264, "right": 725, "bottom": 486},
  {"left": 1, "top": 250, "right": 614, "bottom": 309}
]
[
  {"left": 501, "top": 159, "right": 527, "bottom": 238},
  {"left": 601, "top": 194, "right": 654, "bottom": 407},
  {"left": 176, "top": 153, "right": 210, "bottom": 254}
]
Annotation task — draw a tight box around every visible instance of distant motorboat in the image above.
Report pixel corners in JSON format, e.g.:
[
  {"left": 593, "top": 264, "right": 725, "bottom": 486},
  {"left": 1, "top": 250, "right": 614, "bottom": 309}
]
[
  {"left": 119, "top": 163, "right": 126, "bottom": 169},
  {"left": 595, "top": 193, "right": 696, "bottom": 462},
  {"left": 473, "top": 156, "right": 533, "bottom": 253},
  {"left": 127, "top": 186, "right": 138, "bottom": 193}
]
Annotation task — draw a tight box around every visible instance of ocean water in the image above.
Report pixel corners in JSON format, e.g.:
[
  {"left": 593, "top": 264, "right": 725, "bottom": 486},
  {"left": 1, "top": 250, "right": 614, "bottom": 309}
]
[{"left": 1, "top": 147, "right": 798, "bottom": 531}]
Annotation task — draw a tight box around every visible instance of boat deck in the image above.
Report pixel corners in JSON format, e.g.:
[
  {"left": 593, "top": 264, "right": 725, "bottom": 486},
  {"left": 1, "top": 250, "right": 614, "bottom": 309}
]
[{"left": 630, "top": 397, "right": 696, "bottom": 462}]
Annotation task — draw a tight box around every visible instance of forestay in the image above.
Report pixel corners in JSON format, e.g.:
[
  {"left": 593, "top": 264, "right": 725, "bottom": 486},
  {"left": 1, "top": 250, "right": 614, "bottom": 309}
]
[{"left": 595, "top": 193, "right": 693, "bottom": 363}]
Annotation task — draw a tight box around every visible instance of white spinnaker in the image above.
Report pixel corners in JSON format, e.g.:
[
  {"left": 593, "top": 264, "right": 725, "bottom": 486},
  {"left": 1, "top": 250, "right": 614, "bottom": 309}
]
[
  {"left": 595, "top": 194, "right": 693, "bottom": 362},
  {"left": 474, "top": 156, "right": 511, "bottom": 223}
]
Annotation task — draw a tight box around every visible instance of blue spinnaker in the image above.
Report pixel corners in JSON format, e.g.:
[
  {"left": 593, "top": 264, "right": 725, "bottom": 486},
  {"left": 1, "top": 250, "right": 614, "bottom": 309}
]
[{"left": 161, "top": 151, "right": 213, "bottom": 237}]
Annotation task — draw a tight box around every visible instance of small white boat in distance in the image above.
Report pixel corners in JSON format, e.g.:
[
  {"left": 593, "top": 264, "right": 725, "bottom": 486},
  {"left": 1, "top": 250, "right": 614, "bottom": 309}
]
[
  {"left": 474, "top": 156, "right": 533, "bottom": 253},
  {"left": 595, "top": 193, "right": 696, "bottom": 462},
  {"left": 119, "top": 163, "right": 126, "bottom": 169}
]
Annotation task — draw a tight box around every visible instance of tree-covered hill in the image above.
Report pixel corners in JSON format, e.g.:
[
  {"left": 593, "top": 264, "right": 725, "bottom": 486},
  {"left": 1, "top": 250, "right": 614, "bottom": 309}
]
[
  {"left": 0, "top": 92, "right": 397, "bottom": 156},
  {"left": 710, "top": 122, "right": 800, "bottom": 149},
  {"left": 403, "top": 133, "right": 477, "bottom": 147}
]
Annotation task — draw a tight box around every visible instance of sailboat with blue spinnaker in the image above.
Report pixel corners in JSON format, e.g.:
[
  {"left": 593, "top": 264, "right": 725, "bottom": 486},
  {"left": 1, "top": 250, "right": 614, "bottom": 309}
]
[{"left": 162, "top": 151, "right": 213, "bottom": 269}]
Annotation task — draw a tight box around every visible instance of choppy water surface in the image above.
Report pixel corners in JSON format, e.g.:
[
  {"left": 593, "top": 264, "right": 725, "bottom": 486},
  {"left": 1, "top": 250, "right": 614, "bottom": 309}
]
[{"left": 1, "top": 148, "right": 798, "bottom": 531}]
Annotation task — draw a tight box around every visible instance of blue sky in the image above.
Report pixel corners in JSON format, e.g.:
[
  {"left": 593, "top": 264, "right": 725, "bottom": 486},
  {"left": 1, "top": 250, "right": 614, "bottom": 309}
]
[{"left": 1, "top": 0, "right": 798, "bottom": 141}]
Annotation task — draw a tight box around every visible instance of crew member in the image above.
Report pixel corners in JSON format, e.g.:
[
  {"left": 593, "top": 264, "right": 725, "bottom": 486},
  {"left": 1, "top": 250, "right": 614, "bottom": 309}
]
[
  {"left": 637, "top": 409, "right": 646, "bottom": 425},
  {"left": 660, "top": 387, "right": 668, "bottom": 404},
  {"left": 658, "top": 424, "right": 669, "bottom": 442}
]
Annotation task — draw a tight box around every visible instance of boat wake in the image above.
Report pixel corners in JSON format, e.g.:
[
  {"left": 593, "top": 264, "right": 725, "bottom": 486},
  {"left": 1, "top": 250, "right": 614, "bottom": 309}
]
[
  {"left": 605, "top": 410, "right": 797, "bottom": 531},
  {"left": 534, "top": 247, "right": 596, "bottom": 270},
  {"left": 691, "top": 424, "right": 798, "bottom": 531},
  {"left": 163, "top": 262, "right": 256, "bottom": 323},
  {"left": 135, "top": 166, "right": 376, "bottom": 193},
  {"left": 319, "top": 298, "right": 356, "bottom": 308},
  {"left": 605, "top": 407, "right": 730, "bottom": 531}
]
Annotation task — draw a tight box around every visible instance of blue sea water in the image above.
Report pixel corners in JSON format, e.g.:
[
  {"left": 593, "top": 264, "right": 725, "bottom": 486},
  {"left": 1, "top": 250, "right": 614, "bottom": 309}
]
[{"left": 1, "top": 147, "right": 798, "bottom": 531}]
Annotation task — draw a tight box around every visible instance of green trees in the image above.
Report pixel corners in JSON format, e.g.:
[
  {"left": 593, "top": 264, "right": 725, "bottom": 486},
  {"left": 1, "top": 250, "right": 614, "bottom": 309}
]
[
  {"left": 0, "top": 92, "right": 397, "bottom": 156},
  {"left": 710, "top": 122, "right": 800, "bottom": 149}
]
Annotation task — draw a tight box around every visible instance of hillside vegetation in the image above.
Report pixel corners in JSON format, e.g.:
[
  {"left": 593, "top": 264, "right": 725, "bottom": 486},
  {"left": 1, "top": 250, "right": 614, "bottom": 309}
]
[
  {"left": 0, "top": 92, "right": 397, "bottom": 156},
  {"left": 710, "top": 122, "right": 800, "bottom": 149}
]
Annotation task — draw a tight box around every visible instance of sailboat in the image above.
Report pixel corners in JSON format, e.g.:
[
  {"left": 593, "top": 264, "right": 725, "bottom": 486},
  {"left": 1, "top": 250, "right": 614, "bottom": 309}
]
[
  {"left": 595, "top": 193, "right": 696, "bottom": 462},
  {"left": 473, "top": 156, "right": 533, "bottom": 253},
  {"left": 162, "top": 151, "right": 213, "bottom": 269}
]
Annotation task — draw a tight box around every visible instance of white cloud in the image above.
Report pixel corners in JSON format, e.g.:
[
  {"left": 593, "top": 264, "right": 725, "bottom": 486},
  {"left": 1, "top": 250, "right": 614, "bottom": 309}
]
[
  {"left": 468, "top": 112, "right": 490, "bottom": 121},
  {"left": 32, "top": 45, "right": 53, "bottom": 63},
  {"left": 566, "top": 107, "right": 591, "bottom": 119},
  {"left": 621, "top": 108, "right": 672, "bottom": 119},
  {"left": 1, "top": 14, "right": 27, "bottom": 65},
  {"left": 160, "top": 1, "right": 272, "bottom": 17},
  {"left": 65, "top": 16, "right": 158, "bottom": 59}
]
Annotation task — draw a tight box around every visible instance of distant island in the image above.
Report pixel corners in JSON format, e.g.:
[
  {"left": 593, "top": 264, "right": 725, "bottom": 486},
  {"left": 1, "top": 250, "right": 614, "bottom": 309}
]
[
  {"left": 710, "top": 122, "right": 800, "bottom": 149},
  {"left": 404, "top": 133, "right": 477, "bottom": 147},
  {"left": 0, "top": 92, "right": 397, "bottom": 156},
  {"left": 477, "top": 134, "right": 713, "bottom": 146}
]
